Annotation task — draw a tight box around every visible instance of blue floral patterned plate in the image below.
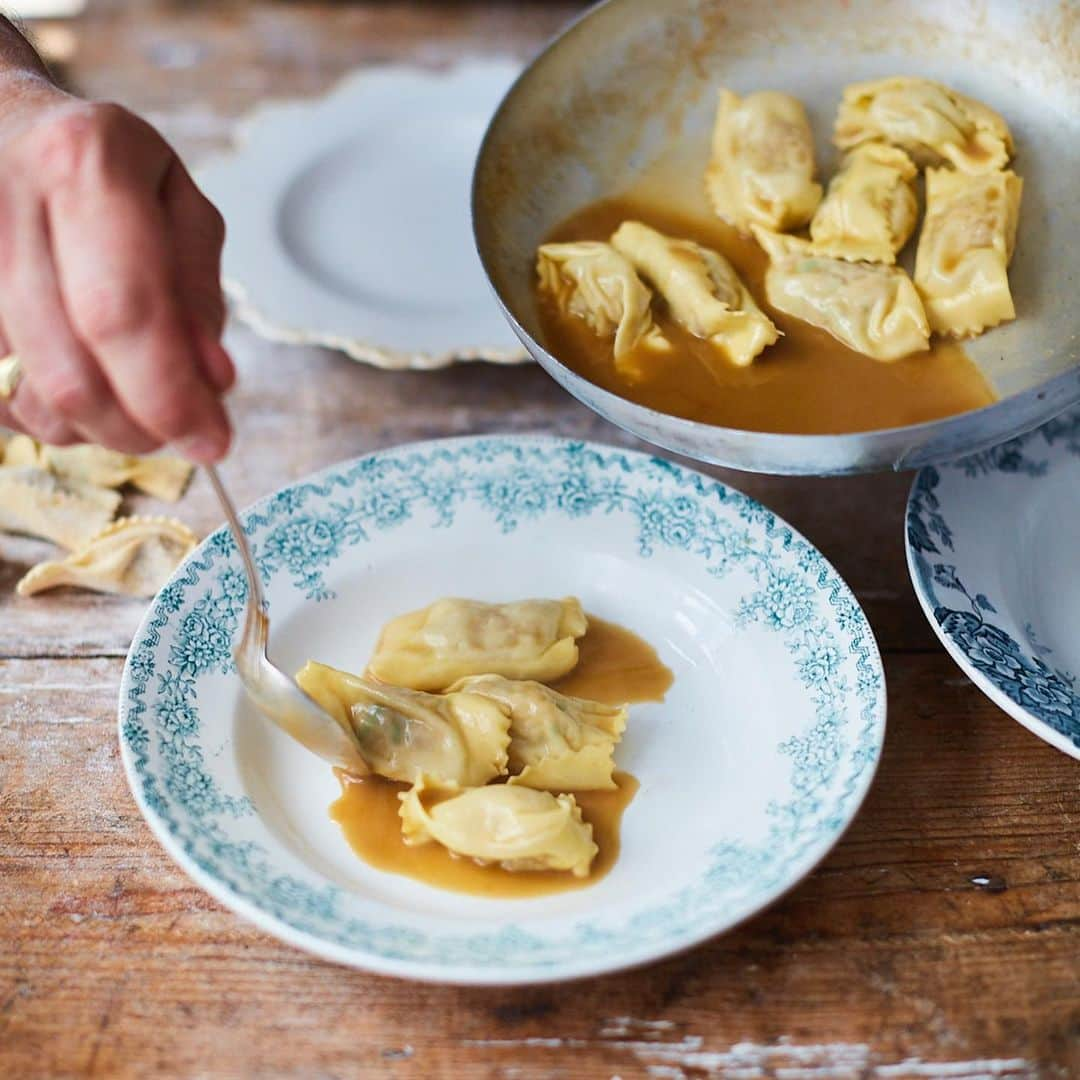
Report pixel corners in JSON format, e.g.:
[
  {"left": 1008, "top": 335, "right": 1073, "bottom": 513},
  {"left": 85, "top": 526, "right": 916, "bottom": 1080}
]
[
  {"left": 119, "top": 435, "right": 886, "bottom": 984},
  {"left": 907, "top": 409, "right": 1080, "bottom": 760}
]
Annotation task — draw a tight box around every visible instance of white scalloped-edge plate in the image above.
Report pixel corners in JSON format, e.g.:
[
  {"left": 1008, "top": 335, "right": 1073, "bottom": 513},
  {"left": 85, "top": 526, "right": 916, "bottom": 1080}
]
[
  {"left": 118, "top": 435, "right": 886, "bottom": 984},
  {"left": 197, "top": 61, "right": 527, "bottom": 369}
]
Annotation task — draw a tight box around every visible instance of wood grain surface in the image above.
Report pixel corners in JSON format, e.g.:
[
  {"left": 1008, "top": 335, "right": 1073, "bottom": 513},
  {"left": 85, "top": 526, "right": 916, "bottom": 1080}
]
[{"left": 2, "top": 3, "right": 1078, "bottom": 1077}]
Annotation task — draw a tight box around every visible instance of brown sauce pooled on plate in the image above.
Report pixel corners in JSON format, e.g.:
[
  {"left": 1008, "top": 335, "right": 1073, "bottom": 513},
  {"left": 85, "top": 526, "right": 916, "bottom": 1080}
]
[
  {"left": 331, "top": 771, "right": 639, "bottom": 899},
  {"left": 538, "top": 197, "right": 997, "bottom": 435},
  {"left": 554, "top": 615, "right": 674, "bottom": 704},
  {"left": 329, "top": 616, "right": 670, "bottom": 897}
]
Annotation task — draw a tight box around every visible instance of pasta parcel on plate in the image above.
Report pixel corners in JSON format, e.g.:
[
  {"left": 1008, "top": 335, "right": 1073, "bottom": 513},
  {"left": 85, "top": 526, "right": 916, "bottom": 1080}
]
[
  {"left": 309, "top": 597, "right": 672, "bottom": 896},
  {"left": 368, "top": 596, "right": 588, "bottom": 691}
]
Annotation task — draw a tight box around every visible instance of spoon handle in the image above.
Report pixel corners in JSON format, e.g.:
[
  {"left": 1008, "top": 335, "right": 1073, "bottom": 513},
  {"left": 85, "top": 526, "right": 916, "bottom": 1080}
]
[{"left": 205, "top": 464, "right": 265, "bottom": 614}]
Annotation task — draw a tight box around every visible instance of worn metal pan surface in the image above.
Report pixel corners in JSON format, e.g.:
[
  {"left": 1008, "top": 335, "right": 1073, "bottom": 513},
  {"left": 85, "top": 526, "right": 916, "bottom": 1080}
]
[{"left": 473, "top": 0, "right": 1080, "bottom": 475}]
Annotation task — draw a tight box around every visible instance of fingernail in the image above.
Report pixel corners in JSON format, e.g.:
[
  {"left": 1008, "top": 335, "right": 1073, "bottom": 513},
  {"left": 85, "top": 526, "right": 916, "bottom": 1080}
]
[{"left": 176, "top": 432, "right": 227, "bottom": 464}]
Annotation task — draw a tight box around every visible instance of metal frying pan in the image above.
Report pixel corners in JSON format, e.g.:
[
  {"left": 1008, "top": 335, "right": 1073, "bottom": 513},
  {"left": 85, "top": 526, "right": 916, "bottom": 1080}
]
[{"left": 472, "top": 0, "right": 1080, "bottom": 475}]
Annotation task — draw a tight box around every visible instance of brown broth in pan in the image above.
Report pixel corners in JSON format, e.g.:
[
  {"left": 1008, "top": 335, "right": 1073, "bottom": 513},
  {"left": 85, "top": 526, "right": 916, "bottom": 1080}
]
[{"left": 538, "top": 197, "right": 996, "bottom": 435}]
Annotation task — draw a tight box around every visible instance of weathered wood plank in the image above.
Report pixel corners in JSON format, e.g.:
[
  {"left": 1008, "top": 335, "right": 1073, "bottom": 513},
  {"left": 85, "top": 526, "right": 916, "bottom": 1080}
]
[{"left": 1, "top": 653, "right": 1077, "bottom": 1077}]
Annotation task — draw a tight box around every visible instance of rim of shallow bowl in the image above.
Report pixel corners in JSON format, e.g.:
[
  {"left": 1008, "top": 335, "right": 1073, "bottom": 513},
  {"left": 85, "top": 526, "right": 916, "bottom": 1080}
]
[
  {"left": 904, "top": 423, "right": 1080, "bottom": 761},
  {"left": 117, "top": 433, "right": 888, "bottom": 984}
]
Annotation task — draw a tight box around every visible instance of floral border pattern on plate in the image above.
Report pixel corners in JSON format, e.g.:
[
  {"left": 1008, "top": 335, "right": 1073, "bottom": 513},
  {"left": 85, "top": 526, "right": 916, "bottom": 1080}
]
[
  {"left": 120, "top": 438, "right": 885, "bottom": 970},
  {"left": 907, "top": 411, "right": 1080, "bottom": 752}
]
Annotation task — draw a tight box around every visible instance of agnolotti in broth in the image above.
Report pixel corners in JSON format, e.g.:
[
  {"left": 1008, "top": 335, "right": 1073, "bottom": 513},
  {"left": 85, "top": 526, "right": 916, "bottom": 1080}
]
[
  {"left": 705, "top": 88, "right": 822, "bottom": 232},
  {"left": 449, "top": 675, "right": 628, "bottom": 791},
  {"left": 399, "top": 778, "right": 598, "bottom": 877},
  {"left": 914, "top": 167, "right": 1023, "bottom": 337},
  {"left": 834, "top": 76, "right": 1013, "bottom": 174},
  {"left": 611, "top": 220, "right": 779, "bottom": 368},
  {"left": 536, "top": 241, "right": 670, "bottom": 378},
  {"left": 753, "top": 227, "right": 930, "bottom": 361},
  {"left": 296, "top": 660, "right": 512, "bottom": 787},
  {"left": 809, "top": 142, "right": 919, "bottom": 264},
  {"left": 368, "top": 596, "right": 588, "bottom": 692}
]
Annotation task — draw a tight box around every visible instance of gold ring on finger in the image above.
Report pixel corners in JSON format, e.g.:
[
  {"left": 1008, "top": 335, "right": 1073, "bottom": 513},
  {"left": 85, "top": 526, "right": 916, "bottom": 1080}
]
[{"left": 0, "top": 354, "right": 23, "bottom": 401}]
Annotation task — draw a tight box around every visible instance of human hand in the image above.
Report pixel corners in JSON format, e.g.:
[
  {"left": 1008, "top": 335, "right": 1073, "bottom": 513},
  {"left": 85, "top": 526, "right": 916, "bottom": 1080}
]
[{"left": 0, "top": 89, "right": 234, "bottom": 463}]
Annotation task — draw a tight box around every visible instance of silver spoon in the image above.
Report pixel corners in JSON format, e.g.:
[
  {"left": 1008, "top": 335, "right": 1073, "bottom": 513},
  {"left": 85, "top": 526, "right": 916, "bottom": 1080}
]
[{"left": 205, "top": 465, "right": 370, "bottom": 775}]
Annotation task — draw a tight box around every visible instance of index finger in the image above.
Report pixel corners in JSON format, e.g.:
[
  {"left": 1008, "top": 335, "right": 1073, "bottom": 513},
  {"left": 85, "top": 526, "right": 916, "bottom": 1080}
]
[{"left": 45, "top": 116, "right": 231, "bottom": 462}]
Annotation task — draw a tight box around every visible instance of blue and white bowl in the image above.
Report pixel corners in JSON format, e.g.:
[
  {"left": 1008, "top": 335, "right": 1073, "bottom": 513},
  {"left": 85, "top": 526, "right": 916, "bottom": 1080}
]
[
  {"left": 907, "top": 409, "right": 1080, "bottom": 759},
  {"left": 119, "top": 435, "right": 886, "bottom": 984}
]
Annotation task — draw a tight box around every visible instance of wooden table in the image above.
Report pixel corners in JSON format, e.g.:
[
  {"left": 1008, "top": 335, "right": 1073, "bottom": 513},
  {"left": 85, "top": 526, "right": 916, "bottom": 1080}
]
[{"left": 2, "top": 3, "right": 1078, "bottom": 1076}]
